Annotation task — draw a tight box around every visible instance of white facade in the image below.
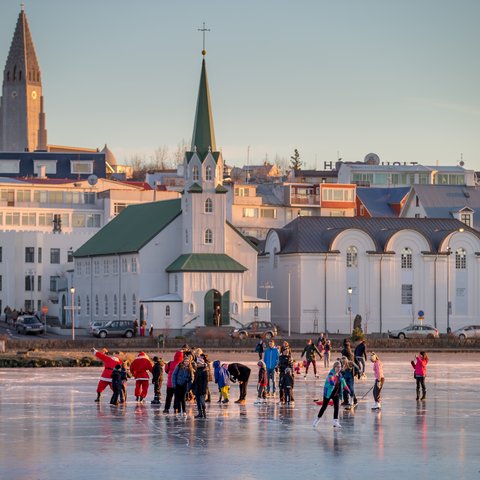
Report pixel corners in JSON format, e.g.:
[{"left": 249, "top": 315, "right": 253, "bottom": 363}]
[{"left": 261, "top": 219, "right": 480, "bottom": 334}]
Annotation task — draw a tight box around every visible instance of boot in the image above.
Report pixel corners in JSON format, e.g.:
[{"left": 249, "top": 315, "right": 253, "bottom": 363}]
[
  {"left": 194, "top": 412, "right": 204, "bottom": 418},
  {"left": 333, "top": 419, "right": 342, "bottom": 428},
  {"left": 421, "top": 391, "right": 426, "bottom": 401},
  {"left": 151, "top": 396, "right": 160, "bottom": 405},
  {"left": 416, "top": 389, "right": 420, "bottom": 401},
  {"left": 202, "top": 407, "right": 207, "bottom": 418},
  {"left": 95, "top": 392, "right": 101, "bottom": 402}
]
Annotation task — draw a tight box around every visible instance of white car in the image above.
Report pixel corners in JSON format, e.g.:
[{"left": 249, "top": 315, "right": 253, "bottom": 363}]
[
  {"left": 88, "top": 321, "right": 106, "bottom": 335},
  {"left": 452, "top": 325, "right": 480, "bottom": 340},
  {"left": 388, "top": 324, "right": 439, "bottom": 339}
]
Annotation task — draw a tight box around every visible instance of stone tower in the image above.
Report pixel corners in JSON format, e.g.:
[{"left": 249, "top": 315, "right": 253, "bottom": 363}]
[{"left": 0, "top": 6, "right": 47, "bottom": 152}]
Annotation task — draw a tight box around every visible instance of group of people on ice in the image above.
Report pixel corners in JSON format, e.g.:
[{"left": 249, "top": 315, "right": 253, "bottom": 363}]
[{"left": 91, "top": 339, "right": 429, "bottom": 425}]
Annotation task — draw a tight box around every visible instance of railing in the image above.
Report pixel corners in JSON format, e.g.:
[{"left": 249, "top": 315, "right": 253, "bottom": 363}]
[
  {"left": 289, "top": 194, "right": 320, "bottom": 206},
  {"left": 230, "top": 316, "right": 244, "bottom": 327},
  {"left": 182, "top": 315, "right": 199, "bottom": 328}
]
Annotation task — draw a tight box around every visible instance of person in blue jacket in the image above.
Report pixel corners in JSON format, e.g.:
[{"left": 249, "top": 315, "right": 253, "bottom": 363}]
[{"left": 263, "top": 339, "right": 280, "bottom": 396}]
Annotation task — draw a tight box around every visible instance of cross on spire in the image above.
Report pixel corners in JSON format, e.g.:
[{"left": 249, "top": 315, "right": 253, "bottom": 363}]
[{"left": 198, "top": 22, "right": 210, "bottom": 56}]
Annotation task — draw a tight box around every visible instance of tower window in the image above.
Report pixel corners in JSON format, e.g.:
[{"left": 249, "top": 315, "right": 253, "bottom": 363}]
[
  {"left": 193, "top": 166, "right": 200, "bottom": 181},
  {"left": 401, "top": 247, "right": 412, "bottom": 269},
  {"left": 205, "top": 198, "right": 213, "bottom": 213},
  {"left": 346, "top": 246, "right": 358, "bottom": 268},
  {"left": 456, "top": 248, "right": 466, "bottom": 269},
  {"left": 205, "top": 229, "right": 213, "bottom": 244},
  {"left": 206, "top": 165, "right": 212, "bottom": 181}
]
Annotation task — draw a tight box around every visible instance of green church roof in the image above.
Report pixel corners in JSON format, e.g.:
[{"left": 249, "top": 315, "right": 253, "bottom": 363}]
[
  {"left": 74, "top": 199, "right": 181, "bottom": 258},
  {"left": 190, "top": 58, "right": 216, "bottom": 158},
  {"left": 166, "top": 253, "right": 247, "bottom": 273},
  {"left": 188, "top": 182, "right": 203, "bottom": 193}
]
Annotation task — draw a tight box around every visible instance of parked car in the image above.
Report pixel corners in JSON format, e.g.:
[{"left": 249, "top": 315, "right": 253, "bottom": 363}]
[
  {"left": 92, "top": 320, "right": 135, "bottom": 338},
  {"left": 230, "top": 321, "right": 278, "bottom": 340},
  {"left": 388, "top": 324, "right": 439, "bottom": 339},
  {"left": 88, "top": 321, "right": 107, "bottom": 335},
  {"left": 452, "top": 325, "right": 480, "bottom": 340},
  {"left": 16, "top": 315, "right": 45, "bottom": 335}
]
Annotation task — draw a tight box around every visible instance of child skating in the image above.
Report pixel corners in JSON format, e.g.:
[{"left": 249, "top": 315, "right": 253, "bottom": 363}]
[
  {"left": 411, "top": 351, "right": 428, "bottom": 400},
  {"left": 254, "top": 360, "right": 268, "bottom": 405},
  {"left": 370, "top": 352, "right": 384, "bottom": 410}
]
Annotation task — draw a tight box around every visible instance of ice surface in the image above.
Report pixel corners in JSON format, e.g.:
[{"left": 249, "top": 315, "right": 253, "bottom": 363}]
[{"left": 0, "top": 352, "right": 479, "bottom": 479}]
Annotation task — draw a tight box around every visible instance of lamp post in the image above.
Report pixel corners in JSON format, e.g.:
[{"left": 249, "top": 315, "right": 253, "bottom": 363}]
[
  {"left": 347, "top": 286, "right": 353, "bottom": 334},
  {"left": 446, "top": 227, "right": 464, "bottom": 333},
  {"left": 70, "top": 287, "right": 75, "bottom": 341}
]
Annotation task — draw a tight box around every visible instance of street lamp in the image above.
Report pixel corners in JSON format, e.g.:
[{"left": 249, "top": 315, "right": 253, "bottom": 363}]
[
  {"left": 70, "top": 287, "right": 75, "bottom": 341},
  {"left": 347, "top": 287, "right": 353, "bottom": 334},
  {"left": 446, "top": 228, "right": 464, "bottom": 333}
]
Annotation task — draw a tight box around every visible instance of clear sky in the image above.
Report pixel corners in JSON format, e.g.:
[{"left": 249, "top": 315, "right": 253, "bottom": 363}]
[{"left": 1, "top": 0, "right": 479, "bottom": 170}]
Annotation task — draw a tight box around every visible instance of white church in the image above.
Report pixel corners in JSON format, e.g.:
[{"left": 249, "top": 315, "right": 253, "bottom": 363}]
[{"left": 73, "top": 53, "right": 270, "bottom": 332}]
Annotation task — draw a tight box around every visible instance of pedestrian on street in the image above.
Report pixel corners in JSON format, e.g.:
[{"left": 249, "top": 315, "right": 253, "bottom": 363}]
[{"left": 411, "top": 351, "right": 428, "bottom": 401}]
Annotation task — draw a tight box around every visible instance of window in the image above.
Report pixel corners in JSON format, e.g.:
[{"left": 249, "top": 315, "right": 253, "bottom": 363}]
[
  {"left": 113, "top": 258, "right": 119, "bottom": 274},
  {"left": 204, "top": 198, "right": 213, "bottom": 213},
  {"left": 5, "top": 212, "right": 20, "bottom": 225},
  {"left": 25, "top": 247, "right": 34, "bottom": 263},
  {"left": 415, "top": 195, "right": 420, "bottom": 207},
  {"left": 103, "top": 259, "right": 109, "bottom": 274},
  {"left": 86, "top": 261, "right": 91, "bottom": 275},
  {"left": 71, "top": 161, "right": 93, "bottom": 174},
  {"left": 49, "top": 276, "right": 58, "bottom": 292},
  {"left": 25, "top": 275, "right": 34, "bottom": 291},
  {"left": 132, "top": 294, "right": 136, "bottom": 315},
  {"left": 185, "top": 229, "right": 189, "bottom": 244},
  {"left": 104, "top": 295, "right": 108, "bottom": 316},
  {"left": 401, "top": 284, "right": 413, "bottom": 304},
  {"left": 232, "top": 302, "right": 238, "bottom": 314},
  {"left": 242, "top": 208, "right": 257, "bottom": 218},
  {"left": 50, "top": 248, "right": 60, "bottom": 264},
  {"left": 67, "top": 249, "right": 74, "bottom": 263},
  {"left": 95, "top": 295, "right": 99, "bottom": 316},
  {"left": 86, "top": 295, "right": 90, "bottom": 315},
  {"left": 401, "top": 247, "right": 412, "bottom": 269},
  {"left": 204, "top": 229, "right": 213, "bottom": 244},
  {"left": 254, "top": 306, "right": 259, "bottom": 317},
  {"left": 192, "top": 166, "right": 199, "bottom": 181},
  {"left": 205, "top": 165, "right": 212, "bottom": 181},
  {"left": 346, "top": 246, "right": 358, "bottom": 268},
  {"left": 77, "top": 296, "right": 81, "bottom": 314},
  {"left": 174, "top": 275, "right": 178, "bottom": 293},
  {"left": 188, "top": 303, "right": 195, "bottom": 314},
  {"left": 0, "top": 247, "right": 2, "bottom": 262},
  {"left": 165, "top": 305, "right": 171, "bottom": 317},
  {"left": 235, "top": 187, "right": 250, "bottom": 197},
  {"left": 131, "top": 257, "right": 137, "bottom": 273},
  {"left": 185, "top": 198, "right": 188, "bottom": 213},
  {"left": 86, "top": 214, "right": 101, "bottom": 228},
  {"left": 122, "top": 294, "right": 127, "bottom": 315},
  {"left": 122, "top": 258, "right": 128, "bottom": 273},
  {"left": 37, "top": 275, "right": 42, "bottom": 292},
  {"left": 21, "top": 213, "right": 36, "bottom": 226},
  {"left": 456, "top": 248, "right": 466, "bottom": 269},
  {"left": 261, "top": 208, "right": 277, "bottom": 219},
  {"left": 113, "top": 295, "right": 118, "bottom": 315},
  {"left": 38, "top": 247, "right": 42, "bottom": 263},
  {"left": 460, "top": 213, "right": 471, "bottom": 227},
  {"left": 0, "top": 275, "right": 2, "bottom": 291},
  {"left": 77, "top": 261, "right": 82, "bottom": 276},
  {"left": 114, "top": 203, "right": 128, "bottom": 216},
  {"left": 17, "top": 189, "right": 31, "bottom": 202},
  {"left": 94, "top": 260, "right": 100, "bottom": 275}
]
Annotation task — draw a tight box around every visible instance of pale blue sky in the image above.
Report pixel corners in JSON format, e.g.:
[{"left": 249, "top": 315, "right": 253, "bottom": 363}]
[{"left": 1, "top": 0, "right": 479, "bottom": 169}]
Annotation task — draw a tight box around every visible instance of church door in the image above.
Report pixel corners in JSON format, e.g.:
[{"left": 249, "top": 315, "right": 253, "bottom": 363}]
[
  {"left": 221, "top": 291, "right": 230, "bottom": 326},
  {"left": 204, "top": 289, "right": 222, "bottom": 326}
]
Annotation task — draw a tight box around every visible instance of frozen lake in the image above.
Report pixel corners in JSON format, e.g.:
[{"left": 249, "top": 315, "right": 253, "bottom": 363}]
[{"left": 0, "top": 352, "right": 479, "bottom": 479}]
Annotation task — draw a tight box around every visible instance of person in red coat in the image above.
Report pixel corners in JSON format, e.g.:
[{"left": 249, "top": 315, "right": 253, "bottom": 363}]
[
  {"left": 92, "top": 348, "right": 121, "bottom": 402},
  {"left": 130, "top": 352, "right": 153, "bottom": 402},
  {"left": 411, "top": 351, "right": 429, "bottom": 400}
]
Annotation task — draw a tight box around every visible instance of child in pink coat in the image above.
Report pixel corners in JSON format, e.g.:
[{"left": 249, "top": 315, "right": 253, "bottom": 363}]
[{"left": 411, "top": 351, "right": 428, "bottom": 400}]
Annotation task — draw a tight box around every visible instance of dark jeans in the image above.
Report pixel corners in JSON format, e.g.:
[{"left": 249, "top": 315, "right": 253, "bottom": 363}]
[
  {"left": 196, "top": 394, "right": 206, "bottom": 415},
  {"left": 373, "top": 378, "right": 384, "bottom": 403},
  {"left": 239, "top": 380, "right": 248, "bottom": 400},
  {"left": 416, "top": 376, "right": 426, "bottom": 397},
  {"left": 174, "top": 384, "right": 187, "bottom": 413},
  {"left": 306, "top": 359, "right": 317, "bottom": 375},
  {"left": 355, "top": 356, "right": 365, "bottom": 377},
  {"left": 164, "top": 386, "right": 175, "bottom": 411},
  {"left": 110, "top": 384, "right": 123, "bottom": 404},
  {"left": 317, "top": 394, "right": 339, "bottom": 419},
  {"left": 284, "top": 386, "right": 294, "bottom": 403},
  {"left": 257, "top": 384, "right": 265, "bottom": 399},
  {"left": 153, "top": 380, "right": 162, "bottom": 399}
]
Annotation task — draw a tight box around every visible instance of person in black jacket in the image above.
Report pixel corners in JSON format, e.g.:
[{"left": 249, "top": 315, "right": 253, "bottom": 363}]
[
  {"left": 282, "top": 367, "right": 295, "bottom": 404},
  {"left": 227, "top": 362, "right": 251, "bottom": 404},
  {"left": 110, "top": 364, "right": 123, "bottom": 406},
  {"left": 354, "top": 340, "right": 367, "bottom": 379},
  {"left": 341, "top": 338, "right": 354, "bottom": 362},
  {"left": 301, "top": 339, "right": 322, "bottom": 379},
  {"left": 151, "top": 356, "right": 164, "bottom": 405},
  {"left": 193, "top": 357, "right": 209, "bottom": 418},
  {"left": 278, "top": 348, "right": 294, "bottom": 404}
]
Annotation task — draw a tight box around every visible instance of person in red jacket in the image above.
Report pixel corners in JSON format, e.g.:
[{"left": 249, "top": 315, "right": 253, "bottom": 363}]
[
  {"left": 411, "top": 351, "right": 429, "bottom": 400},
  {"left": 92, "top": 348, "right": 122, "bottom": 402},
  {"left": 130, "top": 352, "right": 153, "bottom": 402},
  {"left": 163, "top": 350, "right": 184, "bottom": 414}
]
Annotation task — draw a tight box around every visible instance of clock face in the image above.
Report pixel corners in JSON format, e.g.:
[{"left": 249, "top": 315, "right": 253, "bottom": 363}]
[
  {"left": 11, "top": 90, "right": 17, "bottom": 98},
  {"left": 31, "top": 91, "right": 37, "bottom": 100}
]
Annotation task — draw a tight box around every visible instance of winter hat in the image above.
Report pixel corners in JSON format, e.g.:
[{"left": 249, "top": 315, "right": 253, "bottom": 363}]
[
  {"left": 153, "top": 356, "right": 159, "bottom": 362},
  {"left": 114, "top": 364, "right": 121, "bottom": 370},
  {"left": 139, "top": 352, "right": 146, "bottom": 356},
  {"left": 196, "top": 357, "right": 205, "bottom": 366}
]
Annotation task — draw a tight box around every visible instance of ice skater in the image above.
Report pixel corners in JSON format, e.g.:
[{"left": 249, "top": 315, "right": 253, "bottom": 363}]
[
  {"left": 172, "top": 357, "right": 193, "bottom": 416},
  {"left": 411, "top": 351, "right": 428, "bottom": 401},
  {"left": 130, "top": 352, "right": 153, "bottom": 403},
  {"left": 254, "top": 360, "right": 268, "bottom": 405},
  {"left": 323, "top": 340, "right": 331, "bottom": 369},
  {"left": 193, "top": 357, "right": 209, "bottom": 418},
  {"left": 354, "top": 340, "right": 367, "bottom": 379},
  {"left": 163, "top": 350, "right": 184, "bottom": 414},
  {"left": 151, "top": 356, "right": 164, "bottom": 405},
  {"left": 91, "top": 347, "right": 121, "bottom": 402},
  {"left": 341, "top": 357, "right": 359, "bottom": 408},
  {"left": 301, "top": 339, "right": 322, "bottom": 379},
  {"left": 281, "top": 367, "right": 295, "bottom": 405},
  {"left": 263, "top": 339, "right": 279, "bottom": 396},
  {"left": 110, "top": 364, "right": 123, "bottom": 405},
  {"left": 370, "top": 352, "right": 384, "bottom": 410},
  {"left": 312, "top": 361, "right": 348, "bottom": 429},
  {"left": 227, "top": 362, "right": 251, "bottom": 404}
]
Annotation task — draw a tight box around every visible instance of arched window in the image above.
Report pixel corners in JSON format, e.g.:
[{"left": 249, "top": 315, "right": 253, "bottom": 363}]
[
  {"left": 254, "top": 306, "right": 259, "bottom": 317},
  {"left": 193, "top": 166, "right": 199, "bottom": 181},
  {"left": 401, "top": 247, "right": 412, "bottom": 269},
  {"left": 166, "top": 305, "right": 171, "bottom": 317},
  {"left": 456, "top": 248, "right": 466, "bottom": 269},
  {"left": 95, "top": 295, "right": 99, "bottom": 316},
  {"left": 185, "top": 229, "right": 189, "bottom": 244},
  {"left": 174, "top": 275, "right": 178, "bottom": 293},
  {"left": 204, "top": 198, "right": 213, "bottom": 213},
  {"left": 113, "top": 294, "right": 118, "bottom": 315},
  {"left": 232, "top": 302, "right": 238, "bottom": 314},
  {"left": 86, "top": 295, "right": 90, "bottom": 315},
  {"left": 205, "top": 165, "right": 213, "bottom": 181},
  {"left": 18, "top": 70, "right": 22, "bottom": 81},
  {"left": 132, "top": 294, "right": 137, "bottom": 315},
  {"left": 185, "top": 197, "right": 188, "bottom": 213},
  {"left": 188, "top": 303, "right": 195, "bottom": 314},
  {"left": 346, "top": 246, "right": 358, "bottom": 268},
  {"left": 205, "top": 228, "right": 213, "bottom": 244},
  {"left": 104, "top": 295, "right": 108, "bottom": 315},
  {"left": 122, "top": 294, "right": 127, "bottom": 315}
]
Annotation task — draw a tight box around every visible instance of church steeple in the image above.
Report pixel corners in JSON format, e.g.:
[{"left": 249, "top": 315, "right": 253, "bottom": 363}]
[
  {"left": 191, "top": 54, "right": 216, "bottom": 157},
  {"left": 0, "top": 7, "right": 47, "bottom": 151}
]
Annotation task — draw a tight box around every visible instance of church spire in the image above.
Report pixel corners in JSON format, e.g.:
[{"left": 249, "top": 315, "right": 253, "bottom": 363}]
[
  {"left": 3, "top": 6, "right": 41, "bottom": 85},
  {"left": 191, "top": 53, "right": 216, "bottom": 157}
]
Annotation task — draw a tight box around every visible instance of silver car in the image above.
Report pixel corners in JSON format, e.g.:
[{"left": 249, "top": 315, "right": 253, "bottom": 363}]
[
  {"left": 388, "top": 324, "right": 439, "bottom": 339},
  {"left": 452, "top": 325, "right": 480, "bottom": 340}
]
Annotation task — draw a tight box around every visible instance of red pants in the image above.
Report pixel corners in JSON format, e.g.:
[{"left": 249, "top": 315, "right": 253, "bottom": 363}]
[
  {"left": 97, "top": 380, "right": 113, "bottom": 394},
  {"left": 135, "top": 380, "right": 149, "bottom": 398}
]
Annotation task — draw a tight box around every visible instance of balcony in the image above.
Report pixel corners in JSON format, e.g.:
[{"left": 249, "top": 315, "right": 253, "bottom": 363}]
[{"left": 289, "top": 194, "right": 320, "bottom": 206}]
